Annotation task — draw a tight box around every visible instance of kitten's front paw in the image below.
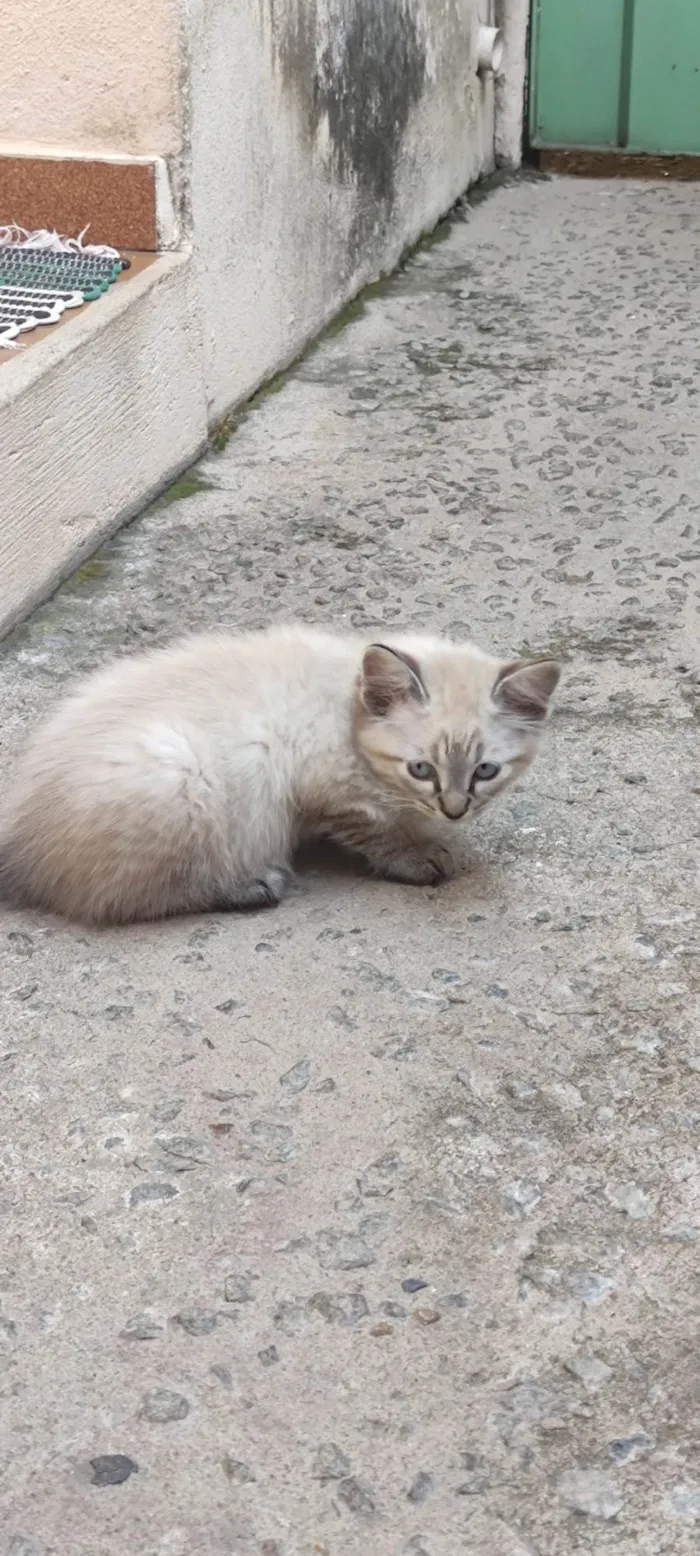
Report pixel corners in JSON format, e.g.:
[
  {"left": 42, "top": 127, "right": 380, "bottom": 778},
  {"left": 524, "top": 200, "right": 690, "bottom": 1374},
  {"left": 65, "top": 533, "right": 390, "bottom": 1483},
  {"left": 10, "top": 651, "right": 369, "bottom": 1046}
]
[
  {"left": 381, "top": 844, "right": 456, "bottom": 887},
  {"left": 425, "top": 843, "right": 458, "bottom": 883},
  {"left": 217, "top": 865, "right": 289, "bottom": 911}
]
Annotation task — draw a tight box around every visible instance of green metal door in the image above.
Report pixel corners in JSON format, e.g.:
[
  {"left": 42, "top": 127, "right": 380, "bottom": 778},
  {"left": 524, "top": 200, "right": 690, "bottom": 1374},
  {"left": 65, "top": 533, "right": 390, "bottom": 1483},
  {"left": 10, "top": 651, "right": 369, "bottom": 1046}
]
[{"left": 529, "top": 0, "right": 700, "bottom": 156}]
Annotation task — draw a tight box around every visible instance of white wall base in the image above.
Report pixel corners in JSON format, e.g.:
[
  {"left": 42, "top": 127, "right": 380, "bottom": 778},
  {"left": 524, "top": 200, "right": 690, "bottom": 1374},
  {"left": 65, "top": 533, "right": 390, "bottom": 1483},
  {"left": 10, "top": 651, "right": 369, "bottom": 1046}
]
[
  {"left": 0, "top": 254, "right": 207, "bottom": 639},
  {"left": 495, "top": 0, "right": 528, "bottom": 168}
]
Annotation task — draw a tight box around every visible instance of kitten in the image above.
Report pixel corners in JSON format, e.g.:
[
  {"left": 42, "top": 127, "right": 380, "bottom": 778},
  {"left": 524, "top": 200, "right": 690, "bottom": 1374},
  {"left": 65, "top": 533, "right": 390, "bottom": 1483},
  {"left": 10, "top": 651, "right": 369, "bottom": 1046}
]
[{"left": 0, "top": 625, "right": 560, "bottom": 925}]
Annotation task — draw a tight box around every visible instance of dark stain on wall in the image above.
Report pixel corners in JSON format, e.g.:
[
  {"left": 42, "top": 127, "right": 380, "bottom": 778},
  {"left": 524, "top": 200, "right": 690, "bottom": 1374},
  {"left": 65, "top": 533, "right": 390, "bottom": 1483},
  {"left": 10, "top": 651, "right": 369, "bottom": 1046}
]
[{"left": 269, "top": 0, "right": 427, "bottom": 246}]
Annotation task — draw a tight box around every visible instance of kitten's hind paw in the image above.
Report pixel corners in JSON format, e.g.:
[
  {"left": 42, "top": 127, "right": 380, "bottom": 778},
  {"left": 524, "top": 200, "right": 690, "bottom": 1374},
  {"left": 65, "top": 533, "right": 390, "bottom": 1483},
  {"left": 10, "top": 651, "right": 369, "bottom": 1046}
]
[
  {"left": 373, "top": 843, "right": 456, "bottom": 888},
  {"left": 216, "top": 866, "right": 289, "bottom": 912}
]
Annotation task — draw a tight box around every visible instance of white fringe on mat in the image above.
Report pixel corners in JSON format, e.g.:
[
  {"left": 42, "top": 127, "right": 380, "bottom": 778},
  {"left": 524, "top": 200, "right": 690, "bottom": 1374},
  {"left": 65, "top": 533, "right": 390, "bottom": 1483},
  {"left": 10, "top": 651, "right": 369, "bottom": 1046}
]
[
  {"left": 0, "top": 224, "right": 121, "bottom": 258},
  {"left": 0, "top": 225, "right": 122, "bottom": 346}
]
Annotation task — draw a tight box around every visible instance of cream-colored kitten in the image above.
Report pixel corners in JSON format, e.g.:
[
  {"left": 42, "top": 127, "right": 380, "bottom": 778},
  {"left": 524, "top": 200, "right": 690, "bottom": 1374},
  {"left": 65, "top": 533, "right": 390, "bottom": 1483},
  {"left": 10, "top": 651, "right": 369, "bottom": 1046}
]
[{"left": 0, "top": 625, "right": 560, "bottom": 925}]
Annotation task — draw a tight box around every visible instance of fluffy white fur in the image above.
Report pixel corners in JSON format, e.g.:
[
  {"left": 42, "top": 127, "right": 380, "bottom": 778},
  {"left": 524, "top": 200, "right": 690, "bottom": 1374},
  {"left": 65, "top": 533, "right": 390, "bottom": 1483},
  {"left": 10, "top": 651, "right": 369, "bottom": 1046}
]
[{"left": 0, "top": 624, "right": 560, "bottom": 924}]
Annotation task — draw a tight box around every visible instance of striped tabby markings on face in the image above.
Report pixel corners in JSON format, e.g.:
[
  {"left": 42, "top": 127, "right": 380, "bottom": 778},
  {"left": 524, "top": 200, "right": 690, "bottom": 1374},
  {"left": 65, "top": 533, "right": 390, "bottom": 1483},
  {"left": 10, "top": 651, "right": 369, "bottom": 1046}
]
[{"left": 357, "top": 641, "right": 561, "bottom": 821}]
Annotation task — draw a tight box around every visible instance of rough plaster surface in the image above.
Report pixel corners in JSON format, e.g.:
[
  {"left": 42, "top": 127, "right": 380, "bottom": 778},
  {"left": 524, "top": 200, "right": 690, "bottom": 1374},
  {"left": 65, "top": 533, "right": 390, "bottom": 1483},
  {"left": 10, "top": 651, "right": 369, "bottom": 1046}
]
[
  {"left": 495, "top": 0, "right": 528, "bottom": 168},
  {"left": 186, "top": 0, "right": 495, "bottom": 420},
  {"left": 1, "top": 175, "right": 699, "bottom": 1555},
  {"left": 2, "top": 0, "right": 181, "bottom": 158},
  {"left": 0, "top": 255, "right": 207, "bottom": 639}
]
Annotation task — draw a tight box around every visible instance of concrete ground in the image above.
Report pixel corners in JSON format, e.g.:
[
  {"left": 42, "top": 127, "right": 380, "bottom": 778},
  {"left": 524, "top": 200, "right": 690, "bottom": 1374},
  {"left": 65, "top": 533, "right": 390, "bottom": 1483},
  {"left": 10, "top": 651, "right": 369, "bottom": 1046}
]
[{"left": 0, "top": 174, "right": 698, "bottom": 1556}]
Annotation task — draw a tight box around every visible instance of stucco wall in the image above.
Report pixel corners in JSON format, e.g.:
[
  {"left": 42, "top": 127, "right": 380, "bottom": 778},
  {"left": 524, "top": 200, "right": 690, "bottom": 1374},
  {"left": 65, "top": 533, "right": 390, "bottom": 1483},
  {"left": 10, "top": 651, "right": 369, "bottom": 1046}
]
[
  {"left": 3, "top": 0, "right": 181, "bottom": 158},
  {"left": 185, "top": 0, "right": 496, "bottom": 421},
  {"left": 494, "top": 0, "right": 528, "bottom": 168}
]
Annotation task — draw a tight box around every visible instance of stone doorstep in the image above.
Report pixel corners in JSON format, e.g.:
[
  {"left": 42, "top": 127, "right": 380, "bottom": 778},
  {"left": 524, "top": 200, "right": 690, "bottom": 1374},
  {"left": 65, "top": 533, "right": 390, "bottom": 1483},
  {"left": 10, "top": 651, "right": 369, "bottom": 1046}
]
[{"left": 0, "top": 248, "right": 208, "bottom": 640}]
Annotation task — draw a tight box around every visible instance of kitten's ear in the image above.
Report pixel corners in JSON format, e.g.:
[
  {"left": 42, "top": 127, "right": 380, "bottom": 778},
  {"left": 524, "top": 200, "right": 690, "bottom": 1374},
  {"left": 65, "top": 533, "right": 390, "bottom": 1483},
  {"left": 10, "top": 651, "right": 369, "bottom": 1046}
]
[
  {"left": 361, "top": 644, "right": 427, "bottom": 716},
  {"left": 493, "top": 659, "right": 561, "bottom": 722}
]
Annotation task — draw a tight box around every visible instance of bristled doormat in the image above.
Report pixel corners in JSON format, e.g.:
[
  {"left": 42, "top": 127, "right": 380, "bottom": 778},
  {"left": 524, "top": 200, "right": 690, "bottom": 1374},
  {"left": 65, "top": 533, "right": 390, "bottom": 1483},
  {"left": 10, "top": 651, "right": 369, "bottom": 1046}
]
[{"left": 0, "top": 225, "right": 129, "bottom": 350}]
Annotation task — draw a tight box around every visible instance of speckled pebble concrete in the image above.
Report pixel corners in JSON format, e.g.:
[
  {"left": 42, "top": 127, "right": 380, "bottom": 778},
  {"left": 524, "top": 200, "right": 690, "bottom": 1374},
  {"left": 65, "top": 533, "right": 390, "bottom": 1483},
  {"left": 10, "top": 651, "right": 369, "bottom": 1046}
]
[{"left": 1, "top": 175, "right": 698, "bottom": 1556}]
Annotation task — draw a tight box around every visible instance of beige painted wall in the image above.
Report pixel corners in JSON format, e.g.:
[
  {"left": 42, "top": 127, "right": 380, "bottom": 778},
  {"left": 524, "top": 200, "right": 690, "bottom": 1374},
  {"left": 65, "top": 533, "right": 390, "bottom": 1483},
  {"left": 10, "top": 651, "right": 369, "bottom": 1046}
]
[{"left": 3, "top": 0, "right": 182, "bottom": 158}]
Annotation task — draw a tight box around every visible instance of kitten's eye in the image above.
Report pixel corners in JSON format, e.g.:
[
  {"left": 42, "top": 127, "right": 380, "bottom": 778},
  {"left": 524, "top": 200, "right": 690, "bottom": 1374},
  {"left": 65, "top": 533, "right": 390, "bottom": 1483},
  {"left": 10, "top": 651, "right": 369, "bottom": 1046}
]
[
  {"left": 407, "top": 760, "right": 436, "bottom": 782},
  {"left": 473, "top": 761, "right": 501, "bottom": 781}
]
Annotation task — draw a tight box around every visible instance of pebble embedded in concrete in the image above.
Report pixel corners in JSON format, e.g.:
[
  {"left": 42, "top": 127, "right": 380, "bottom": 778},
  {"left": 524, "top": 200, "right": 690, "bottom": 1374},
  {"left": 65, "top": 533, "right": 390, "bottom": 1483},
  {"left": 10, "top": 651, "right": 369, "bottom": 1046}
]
[
  {"left": 557, "top": 1468, "right": 624, "bottom": 1520},
  {"left": 222, "top": 1456, "right": 256, "bottom": 1483},
  {"left": 140, "top": 1390, "right": 191, "bottom": 1424},
  {"left": 407, "top": 1471, "right": 434, "bottom": 1504},
  {"left": 90, "top": 1455, "right": 139, "bottom": 1486},
  {"left": 311, "top": 1442, "right": 352, "bottom": 1481},
  {"left": 337, "top": 1477, "right": 378, "bottom": 1515},
  {"left": 564, "top": 1353, "right": 614, "bottom": 1391}
]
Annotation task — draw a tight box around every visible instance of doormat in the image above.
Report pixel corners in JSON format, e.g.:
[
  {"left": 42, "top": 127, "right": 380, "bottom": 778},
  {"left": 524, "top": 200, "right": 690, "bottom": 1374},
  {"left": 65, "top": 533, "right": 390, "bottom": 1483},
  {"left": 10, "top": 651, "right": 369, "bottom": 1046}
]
[{"left": 0, "top": 226, "right": 129, "bottom": 349}]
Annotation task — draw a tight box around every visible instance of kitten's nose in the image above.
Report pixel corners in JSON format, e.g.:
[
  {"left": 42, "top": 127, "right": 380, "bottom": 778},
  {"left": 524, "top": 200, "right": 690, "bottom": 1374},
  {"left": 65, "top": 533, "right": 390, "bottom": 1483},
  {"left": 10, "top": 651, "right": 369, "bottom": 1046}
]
[{"left": 440, "top": 792, "right": 469, "bottom": 820}]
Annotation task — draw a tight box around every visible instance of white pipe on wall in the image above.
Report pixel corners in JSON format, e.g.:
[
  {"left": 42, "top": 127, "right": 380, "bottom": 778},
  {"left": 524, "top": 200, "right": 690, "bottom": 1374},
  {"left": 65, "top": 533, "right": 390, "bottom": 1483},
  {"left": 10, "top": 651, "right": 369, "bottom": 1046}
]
[{"left": 477, "top": 25, "right": 504, "bottom": 73}]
